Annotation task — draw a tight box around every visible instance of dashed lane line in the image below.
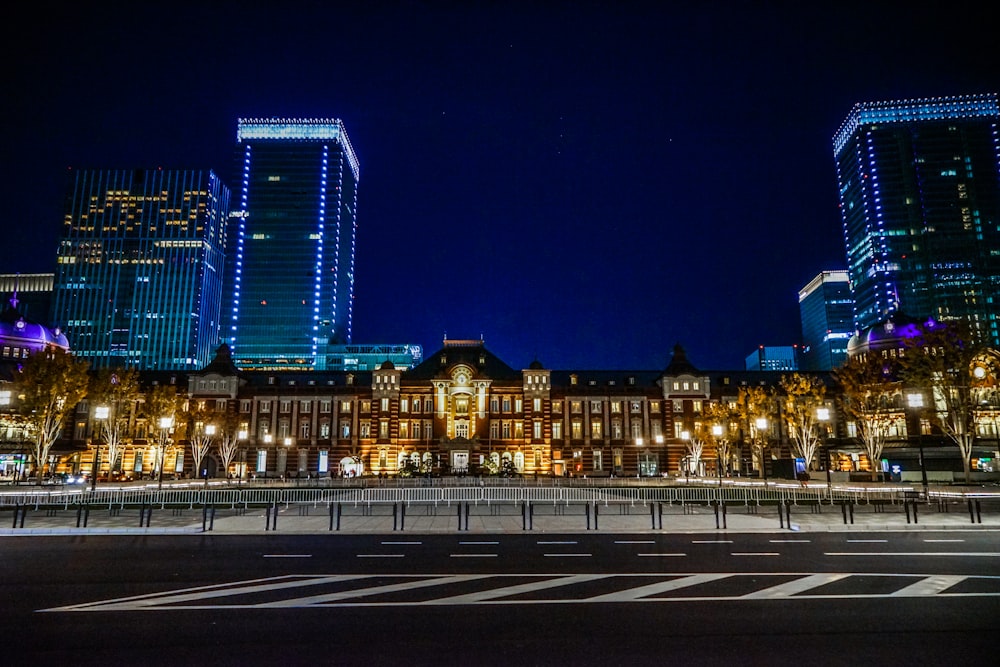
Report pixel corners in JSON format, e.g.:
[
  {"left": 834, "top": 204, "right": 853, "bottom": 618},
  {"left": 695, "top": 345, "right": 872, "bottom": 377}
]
[{"left": 263, "top": 554, "right": 312, "bottom": 558}]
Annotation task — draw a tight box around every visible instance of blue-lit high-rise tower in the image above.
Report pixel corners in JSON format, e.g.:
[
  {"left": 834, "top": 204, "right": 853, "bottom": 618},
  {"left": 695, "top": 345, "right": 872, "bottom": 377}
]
[
  {"left": 51, "top": 168, "right": 230, "bottom": 369},
  {"left": 833, "top": 93, "right": 1000, "bottom": 346},
  {"left": 227, "top": 118, "right": 359, "bottom": 370}
]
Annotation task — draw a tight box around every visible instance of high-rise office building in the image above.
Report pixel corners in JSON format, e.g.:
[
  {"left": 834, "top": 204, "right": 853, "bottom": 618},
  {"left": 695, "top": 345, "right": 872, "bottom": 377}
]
[
  {"left": 744, "top": 346, "right": 798, "bottom": 372},
  {"left": 227, "top": 118, "right": 359, "bottom": 370},
  {"left": 833, "top": 93, "right": 1000, "bottom": 345},
  {"left": 0, "top": 273, "right": 54, "bottom": 325},
  {"left": 51, "top": 168, "right": 230, "bottom": 369},
  {"left": 798, "top": 270, "right": 853, "bottom": 371}
]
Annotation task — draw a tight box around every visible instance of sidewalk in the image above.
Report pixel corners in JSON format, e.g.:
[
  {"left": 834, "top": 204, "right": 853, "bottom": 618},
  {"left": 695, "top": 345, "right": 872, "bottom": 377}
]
[{"left": 3, "top": 499, "right": 998, "bottom": 536}]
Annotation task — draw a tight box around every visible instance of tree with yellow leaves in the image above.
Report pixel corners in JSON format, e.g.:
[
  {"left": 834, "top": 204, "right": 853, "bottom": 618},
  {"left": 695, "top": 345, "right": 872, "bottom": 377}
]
[{"left": 779, "top": 373, "right": 827, "bottom": 472}]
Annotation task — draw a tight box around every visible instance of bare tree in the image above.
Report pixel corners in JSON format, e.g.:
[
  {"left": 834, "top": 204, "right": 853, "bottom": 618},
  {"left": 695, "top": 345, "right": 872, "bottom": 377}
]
[
  {"left": 14, "top": 349, "right": 90, "bottom": 479},
  {"left": 834, "top": 352, "right": 901, "bottom": 481},
  {"left": 780, "top": 373, "right": 827, "bottom": 471},
  {"left": 214, "top": 411, "right": 244, "bottom": 480},
  {"left": 683, "top": 431, "right": 706, "bottom": 475}
]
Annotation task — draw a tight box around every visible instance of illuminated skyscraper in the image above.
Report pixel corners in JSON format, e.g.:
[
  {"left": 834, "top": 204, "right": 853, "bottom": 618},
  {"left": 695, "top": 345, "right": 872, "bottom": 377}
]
[
  {"left": 227, "top": 118, "right": 359, "bottom": 370},
  {"left": 51, "top": 169, "right": 230, "bottom": 369},
  {"left": 798, "top": 270, "right": 853, "bottom": 371},
  {"left": 833, "top": 93, "right": 1000, "bottom": 345}
]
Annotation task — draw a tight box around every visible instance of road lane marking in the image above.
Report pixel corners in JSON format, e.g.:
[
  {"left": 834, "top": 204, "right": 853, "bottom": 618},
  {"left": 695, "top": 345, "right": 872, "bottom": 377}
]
[
  {"left": 769, "top": 540, "right": 810, "bottom": 543},
  {"left": 543, "top": 553, "right": 592, "bottom": 557},
  {"left": 427, "top": 574, "right": 604, "bottom": 605},
  {"left": 41, "top": 572, "right": 1000, "bottom": 611},
  {"left": 742, "top": 573, "right": 850, "bottom": 599},
  {"left": 459, "top": 541, "right": 499, "bottom": 545},
  {"left": 537, "top": 541, "right": 577, "bottom": 545},
  {"left": 357, "top": 554, "right": 404, "bottom": 558},
  {"left": 890, "top": 575, "right": 968, "bottom": 596},
  {"left": 381, "top": 541, "right": 422, "bottom": 545},
  {"left": 263, "top": 554, "right": 312, "bottom": 558},
  {"left": 615, "top": 540, "right": 655, "bottom": 544},
  {"left": 586, "top": 574, "right": 730, "bottom": 602},
  {"left": 847, "top": 540, "right": 888, "bottom": 543},
  {"left": 826, "top": 552, "right": 1000, "bottom": 557},
  {"left": 923, "top": 539, "right": 965, "bottom": 543},
  {"left": 693, "top": 540, "right": 732, "bottom": 544},
  {"left": 450, "top": 553, "right": 497, "bottom": 558},
  {"left": 638, "top": 553, "right": 686, "bottom": 557},
  {"left": 264, "top": 575, "right": 493, "bottom": 607},
  {"left": 731, "top": 552, "right": 780, "bottom": 556}
]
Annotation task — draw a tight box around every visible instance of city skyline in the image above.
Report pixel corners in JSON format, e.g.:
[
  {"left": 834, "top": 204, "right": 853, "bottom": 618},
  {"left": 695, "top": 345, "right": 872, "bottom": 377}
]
[{"left": 3, "top": 1, "right": 996, "bottom": 370}]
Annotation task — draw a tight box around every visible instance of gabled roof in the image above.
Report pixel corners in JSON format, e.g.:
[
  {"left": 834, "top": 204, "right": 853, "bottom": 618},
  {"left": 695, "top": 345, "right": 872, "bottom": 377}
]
[
  {"left": 196, "top": 343, "right": 241, "bottom": 377},
  {"left": 664, "top": 343, "right": 700, "bottom": 376},
  {"left": 406, "top": 340, "right": 520, "bottom": 381}
]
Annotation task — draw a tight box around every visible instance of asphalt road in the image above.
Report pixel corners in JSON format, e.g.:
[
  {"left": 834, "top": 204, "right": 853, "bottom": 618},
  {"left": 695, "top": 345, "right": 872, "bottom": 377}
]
[{"left": 4, "top": 531, "right": 999, "bottom": 666}]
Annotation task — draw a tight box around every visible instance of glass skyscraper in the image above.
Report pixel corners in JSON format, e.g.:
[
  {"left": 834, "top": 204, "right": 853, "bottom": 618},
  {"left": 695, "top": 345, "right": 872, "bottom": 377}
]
[
  {"left": 798, "top": 270, "right": 853, "bottom": 371},
  {"left": 227, "top": 118, "right": 359, "bottom": 370},
  {"left": 833, "top": 93, "right": 1000, "bottom": 345},
  {"left": 51, "top": 169, "right": 230, "bottom": 369}
]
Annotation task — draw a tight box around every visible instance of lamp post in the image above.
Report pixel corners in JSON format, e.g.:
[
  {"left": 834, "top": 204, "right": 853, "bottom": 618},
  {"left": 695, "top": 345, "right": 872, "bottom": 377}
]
[
  {"left": 237, "top": 429, "right": 248, "bottom": 486},
  {"left": 755, "top": 417, "right": 768, "bottom": 480},
  {"left": 712, "top": 424, "right": 724, "bottom": 483},
  {"left": 263, "top": 433, "right": 273, "bottom": 479},
  {"left": 92, "top": 405, "right": 109, "bottom": 491},
  {"left": 283, "top": 436, "right": 292, "bottom": 482},
  {"left": 157, "top": 415, "right": 174, "bottom": 491},
  {"left": 681, "top": 430, "right": 690, "bottom": 481},
  {"left": 203, "top": 424, "right": 216, "bottom": 489},
  {"left": 816, "top": 407, "right": 831, "bottom": 487},
  {"left": 906, "top": 393, "right": 929, "bottom": 496}
]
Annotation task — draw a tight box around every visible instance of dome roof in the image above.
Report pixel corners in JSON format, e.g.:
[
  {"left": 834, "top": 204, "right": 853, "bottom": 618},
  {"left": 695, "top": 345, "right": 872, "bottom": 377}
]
[
  {"left": 846, "top": 312, "right": 929, "bottom": 356},
  {"left": 379, "top": 359, "right": 396, "bottom": 370},
  {"left": 0, "top": 297, "right": 69, "bottom": 352},
  {"left": 528, "top": 359, "right": 544, "bottom": 370}
]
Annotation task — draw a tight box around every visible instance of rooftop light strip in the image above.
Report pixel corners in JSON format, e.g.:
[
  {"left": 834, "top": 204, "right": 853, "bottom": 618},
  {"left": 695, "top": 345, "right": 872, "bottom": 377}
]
[
  {"left": 236, "top": 117, "right": 360, "bottom": 180},
  {"left": 833, "top": 93, "right": 999, "bottom": 157}
]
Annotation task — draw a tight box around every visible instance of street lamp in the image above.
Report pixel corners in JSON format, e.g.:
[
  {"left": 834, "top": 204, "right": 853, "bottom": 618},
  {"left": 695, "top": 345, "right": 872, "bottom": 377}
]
[
  {"left": 157, "top": 415, "right": 174, "bottom": 491},
  {"left": 712, "top": 424, "right": 724, "bottom": 482},
  {"left": 681, "top": 430, "right": 690, "bottom": 480},
  {"left": 816, "top": 407, "right": 831, "bottom": 487},
  {"left": 237, "top": 429, "right": 248, "bottom": 486},
  {"left": 906, "top": 393, "right": 929, "bottom": 496},
  {"left": 202, "top": 424, "right": 216, "bottom": 488},
  {"left": 263, "top": 433, "right": 273, "bottom": 479},
  {"left": 755, "top": 417, "right": 768, "bottom": 480},
  {"left": 92, "top": 405, "right": 110, "bottom": 491}
]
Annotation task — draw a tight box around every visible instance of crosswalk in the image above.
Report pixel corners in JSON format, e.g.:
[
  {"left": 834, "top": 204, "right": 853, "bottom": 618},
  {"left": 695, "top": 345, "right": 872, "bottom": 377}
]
[{"left": 42, "top": 572, "right": 1000, "bottom": 612}]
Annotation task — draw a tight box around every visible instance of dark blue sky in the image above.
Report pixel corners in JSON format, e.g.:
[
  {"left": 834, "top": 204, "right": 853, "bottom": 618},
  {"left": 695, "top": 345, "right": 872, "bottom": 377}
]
[{"left": 3, "top": 1, "right": 995, "bottom": 370}]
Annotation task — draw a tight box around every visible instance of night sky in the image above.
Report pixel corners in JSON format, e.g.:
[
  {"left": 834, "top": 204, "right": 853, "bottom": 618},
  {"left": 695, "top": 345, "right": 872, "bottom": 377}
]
[{"left": 3, "top": 1, "right": 995, "bottom": 371}]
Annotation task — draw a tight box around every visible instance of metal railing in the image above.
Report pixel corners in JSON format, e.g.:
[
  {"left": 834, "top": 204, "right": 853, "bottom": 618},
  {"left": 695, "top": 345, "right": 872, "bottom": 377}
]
[{"left": 3, "top": 480, "right": 997, "bottom": 512}]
